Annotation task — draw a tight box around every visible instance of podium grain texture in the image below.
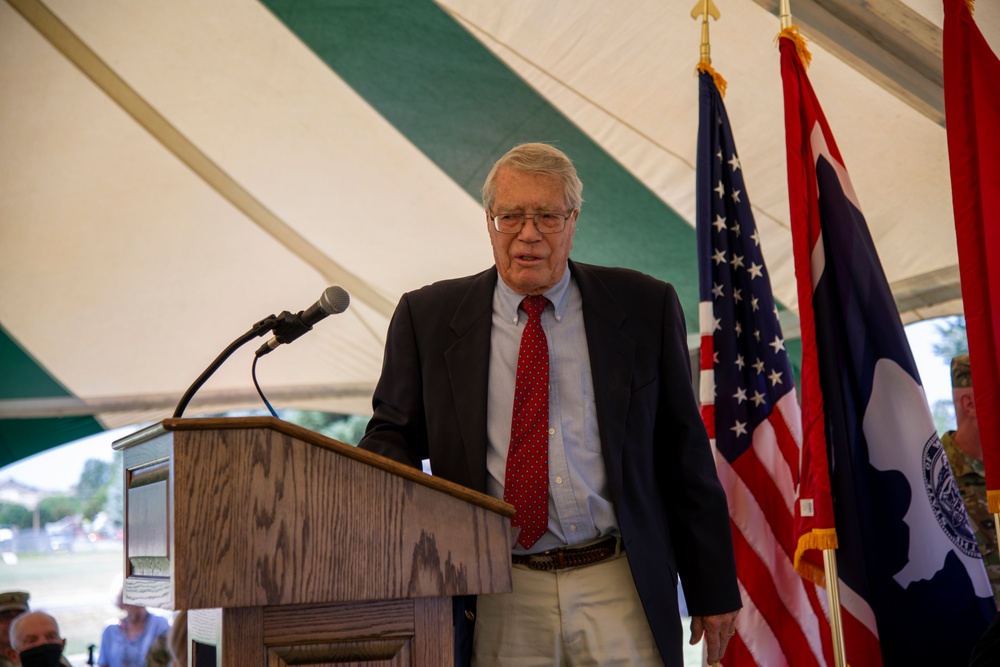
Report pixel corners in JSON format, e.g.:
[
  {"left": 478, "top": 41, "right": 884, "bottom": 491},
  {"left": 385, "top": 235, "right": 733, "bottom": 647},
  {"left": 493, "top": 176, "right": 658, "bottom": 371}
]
[{"left": 115, "top": 417, "right": 512, "bottom": 666}]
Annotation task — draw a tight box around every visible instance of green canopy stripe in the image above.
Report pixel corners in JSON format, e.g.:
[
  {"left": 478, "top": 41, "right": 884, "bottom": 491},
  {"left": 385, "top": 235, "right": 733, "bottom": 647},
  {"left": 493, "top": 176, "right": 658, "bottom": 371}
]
[
  {"left": 0, "top": 326, "right": 103, "bottom": 467},
  {"left": 261, "top": 0, "right": 702, "bottom": 330}
]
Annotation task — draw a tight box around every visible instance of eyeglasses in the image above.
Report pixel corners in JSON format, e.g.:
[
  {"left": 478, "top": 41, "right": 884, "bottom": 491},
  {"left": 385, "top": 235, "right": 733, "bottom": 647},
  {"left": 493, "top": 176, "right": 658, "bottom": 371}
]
[{"left": 491, "top": 211, "right": 574, "bottom": 234}]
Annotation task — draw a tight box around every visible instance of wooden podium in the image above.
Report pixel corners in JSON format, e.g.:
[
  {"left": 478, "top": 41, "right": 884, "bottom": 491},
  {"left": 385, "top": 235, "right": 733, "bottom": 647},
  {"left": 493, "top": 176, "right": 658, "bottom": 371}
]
[{"left": 113, "top": 417, "right": 514, "bottom": 667}]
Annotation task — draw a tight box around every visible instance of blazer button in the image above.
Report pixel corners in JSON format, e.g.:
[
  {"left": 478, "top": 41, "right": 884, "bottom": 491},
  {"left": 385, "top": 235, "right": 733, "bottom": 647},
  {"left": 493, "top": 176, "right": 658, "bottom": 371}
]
[{"left": 465, "top": 610, "right": 476, "bottom": 621}]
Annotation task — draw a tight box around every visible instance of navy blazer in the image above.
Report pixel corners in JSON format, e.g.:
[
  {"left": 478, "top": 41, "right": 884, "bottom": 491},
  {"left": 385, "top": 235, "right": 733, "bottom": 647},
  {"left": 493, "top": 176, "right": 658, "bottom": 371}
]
[{"left": 360, "top": 260, "right": 740, "bottom": 667}]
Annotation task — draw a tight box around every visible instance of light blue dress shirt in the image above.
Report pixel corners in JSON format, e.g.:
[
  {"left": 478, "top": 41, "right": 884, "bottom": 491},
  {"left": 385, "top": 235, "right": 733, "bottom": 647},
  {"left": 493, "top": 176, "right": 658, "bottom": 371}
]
[{"left": 486, "top": 269, "right": 619, "bottom": 554}]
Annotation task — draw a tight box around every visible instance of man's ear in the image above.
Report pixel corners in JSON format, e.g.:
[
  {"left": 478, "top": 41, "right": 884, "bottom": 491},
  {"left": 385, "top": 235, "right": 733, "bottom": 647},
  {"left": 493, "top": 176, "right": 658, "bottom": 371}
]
[
  {"left": 5, "top": 647, "right": 18, "bottom": 662},
  {"left": 960, "top": 391, "right": 976, "bottom": 417}
]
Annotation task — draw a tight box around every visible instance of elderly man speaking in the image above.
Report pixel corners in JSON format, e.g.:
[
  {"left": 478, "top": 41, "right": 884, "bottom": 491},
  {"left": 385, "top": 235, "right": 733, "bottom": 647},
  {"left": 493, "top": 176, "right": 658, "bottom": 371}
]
[{"left": 360, "top": 142, "right": 741, "bottom": 666}]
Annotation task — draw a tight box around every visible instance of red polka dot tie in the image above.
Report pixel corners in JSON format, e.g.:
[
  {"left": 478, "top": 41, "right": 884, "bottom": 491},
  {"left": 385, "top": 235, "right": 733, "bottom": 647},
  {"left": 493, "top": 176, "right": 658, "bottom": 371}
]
[{"left": 504, "top": 295, "right": 550, "bottom": 549}]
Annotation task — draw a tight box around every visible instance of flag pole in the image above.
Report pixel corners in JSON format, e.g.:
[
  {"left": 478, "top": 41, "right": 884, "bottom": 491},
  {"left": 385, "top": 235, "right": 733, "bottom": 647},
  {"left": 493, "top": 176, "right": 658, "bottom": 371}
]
[
  {"left": 691, "top": 0, "right": 726, "bottom": 96},
  {"left": 693, "top": 10, "right": 723, "bottom": 664},
  {"left": 691, "top": 0, "right": 719, "bottom": 65},
  {"left": 690, "top": 10, "right": 734, "bottom": 667},
  {"left": 779, "top": 0, "right": 793, "bottom": 29},
  {"left": 822, "top": 548, "right": 848, "bottom": 667},
  {"left": 780, "top": 1, "right": 847, "bottom": 665}
]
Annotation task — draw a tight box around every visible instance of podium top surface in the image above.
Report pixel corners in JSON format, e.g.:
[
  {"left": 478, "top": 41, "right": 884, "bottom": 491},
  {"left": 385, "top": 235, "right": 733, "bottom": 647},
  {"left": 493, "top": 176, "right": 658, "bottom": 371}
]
[{"left": 114, "top": 416, "right": 514, "bottom": 518}]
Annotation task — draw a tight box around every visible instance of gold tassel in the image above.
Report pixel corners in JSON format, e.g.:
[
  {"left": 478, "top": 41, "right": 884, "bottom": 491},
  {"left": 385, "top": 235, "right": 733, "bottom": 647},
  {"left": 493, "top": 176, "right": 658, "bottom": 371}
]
[
  {"left": 777, "top": 25, "right": 812, "bottom": 68},
  {"left": 988, "top": 489, "right": 1000, "bottom": 515},
  {"left": 793, "top": 528, "right": 838, "bottom": 587},
  {"left": 966, "top": 0, "right": 976, "bottom": 16},
  {"left": 696, "top": 61, "right": 728, "bottom": 98}
]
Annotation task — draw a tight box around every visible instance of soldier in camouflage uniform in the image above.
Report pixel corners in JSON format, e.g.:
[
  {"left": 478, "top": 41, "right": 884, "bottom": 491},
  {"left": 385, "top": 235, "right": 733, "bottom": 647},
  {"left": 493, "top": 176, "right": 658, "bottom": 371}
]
[
  {"left": 0, "top": 592, "right": 29, "bottom": 667},
  {"left": 942, "top": 353, "right": 1000, "bottom": 607}
]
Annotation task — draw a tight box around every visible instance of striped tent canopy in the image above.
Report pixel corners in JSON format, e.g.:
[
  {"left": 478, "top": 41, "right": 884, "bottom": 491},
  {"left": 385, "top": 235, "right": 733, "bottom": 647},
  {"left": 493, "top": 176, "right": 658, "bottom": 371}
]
[{"left": 2, "top": 0, "right": 997, "bottom": 465}]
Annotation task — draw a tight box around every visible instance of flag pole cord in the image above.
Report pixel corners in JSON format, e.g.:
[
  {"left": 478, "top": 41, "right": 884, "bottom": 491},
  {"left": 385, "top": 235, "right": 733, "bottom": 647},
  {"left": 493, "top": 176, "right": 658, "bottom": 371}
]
[{"left": 822, "top": 549, "right": 848, "bottom": 667}]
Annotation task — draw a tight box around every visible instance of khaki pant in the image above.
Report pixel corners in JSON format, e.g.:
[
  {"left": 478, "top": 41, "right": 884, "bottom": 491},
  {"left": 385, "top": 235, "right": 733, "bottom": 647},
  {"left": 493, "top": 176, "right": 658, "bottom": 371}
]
[{"left": 473, "top": 553, "right": 666, "bottom": 666}]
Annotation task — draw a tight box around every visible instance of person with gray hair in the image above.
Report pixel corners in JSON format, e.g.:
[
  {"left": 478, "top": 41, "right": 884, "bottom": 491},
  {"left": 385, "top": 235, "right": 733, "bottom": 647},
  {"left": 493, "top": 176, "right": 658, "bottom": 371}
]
[
  {"left": 6, "top": 611, "right": 65, "bottom": 667},
  {"left": 360, "top": 142, "right": 740, "bottom": 666}
]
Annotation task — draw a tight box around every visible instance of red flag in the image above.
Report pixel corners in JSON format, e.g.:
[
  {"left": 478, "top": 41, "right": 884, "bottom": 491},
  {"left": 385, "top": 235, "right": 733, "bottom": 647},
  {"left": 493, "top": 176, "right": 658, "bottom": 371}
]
[{"left": 943, "top": 0, "right": 1000, "bottom": 513}]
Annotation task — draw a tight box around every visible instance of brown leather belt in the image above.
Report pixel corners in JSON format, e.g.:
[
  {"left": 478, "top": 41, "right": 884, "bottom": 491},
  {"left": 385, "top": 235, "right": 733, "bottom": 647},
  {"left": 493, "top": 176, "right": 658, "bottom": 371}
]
[{"left": 512, "top": 536, "right": 622, "bottom": 571}]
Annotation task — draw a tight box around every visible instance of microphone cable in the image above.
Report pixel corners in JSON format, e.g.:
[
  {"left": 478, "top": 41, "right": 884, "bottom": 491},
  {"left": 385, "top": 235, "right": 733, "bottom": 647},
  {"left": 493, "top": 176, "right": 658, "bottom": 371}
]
[{"left": 252, "top": 353, "right": 279, "bottom": 418}]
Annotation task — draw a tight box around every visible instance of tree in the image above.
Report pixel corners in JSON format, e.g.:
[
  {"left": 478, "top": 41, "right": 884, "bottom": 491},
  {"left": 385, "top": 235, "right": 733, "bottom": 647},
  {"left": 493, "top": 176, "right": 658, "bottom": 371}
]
[
  {"left": 0, "top": 502, "right": 32, "bottom": 529},
  {"left": 104, "top": 450, "right": 124, "bottom": 527},
  {"left": 933, "top": 316, "right": 968, "bottom": 360},
  {"left": 76, "top": 458, "right": 112, "bottom": 519},
  {"left": 38, "top": 495, "right": 81, "bottom": 525},
  {"left": 324, "top": 415, "right": 369, "bottom": 445},
  {"left": 281, "top": 411, "right": 369, "bottom": 445},
  {"left": 932, "top": 398, "right": 957, "bottom": 435},
  {"left": 929, "top": 316, "right": 967, "bottom": 435}
]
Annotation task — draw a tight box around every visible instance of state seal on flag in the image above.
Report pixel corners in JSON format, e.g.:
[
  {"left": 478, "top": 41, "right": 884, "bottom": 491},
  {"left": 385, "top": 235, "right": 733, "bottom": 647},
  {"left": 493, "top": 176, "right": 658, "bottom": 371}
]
[{"left": 924, "top": 433, "right": 980, "bottom": 559}]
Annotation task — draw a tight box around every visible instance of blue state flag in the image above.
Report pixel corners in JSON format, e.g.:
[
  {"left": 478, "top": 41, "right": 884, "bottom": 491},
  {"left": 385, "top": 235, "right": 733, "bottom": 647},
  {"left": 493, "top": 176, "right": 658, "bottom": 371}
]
[{"left": 781, "top": 36, "right": 995, "bottom": 665}]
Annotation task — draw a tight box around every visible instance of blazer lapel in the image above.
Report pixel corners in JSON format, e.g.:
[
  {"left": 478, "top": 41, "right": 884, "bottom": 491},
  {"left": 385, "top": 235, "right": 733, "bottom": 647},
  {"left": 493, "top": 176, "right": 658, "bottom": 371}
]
[{"left": 443, "top": 268, "right": 497, "bottom": 493}]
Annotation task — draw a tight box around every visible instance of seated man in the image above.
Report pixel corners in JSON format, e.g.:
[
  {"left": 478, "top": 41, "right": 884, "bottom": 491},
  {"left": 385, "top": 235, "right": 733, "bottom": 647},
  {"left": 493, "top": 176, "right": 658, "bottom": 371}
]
[{"left": 6, "top": 611, "right": 66, "bottom": 667}]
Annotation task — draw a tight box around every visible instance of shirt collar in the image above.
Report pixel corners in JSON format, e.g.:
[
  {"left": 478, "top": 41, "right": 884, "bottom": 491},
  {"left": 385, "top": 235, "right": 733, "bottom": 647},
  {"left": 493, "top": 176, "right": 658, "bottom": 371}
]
[{"left": 495, "top": 266, "right": 573, "bottom": 324}]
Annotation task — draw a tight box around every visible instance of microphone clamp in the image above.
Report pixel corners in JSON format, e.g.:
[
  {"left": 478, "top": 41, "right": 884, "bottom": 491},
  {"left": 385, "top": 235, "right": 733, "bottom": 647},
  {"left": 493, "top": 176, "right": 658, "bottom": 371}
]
[{"left": 254, "top": 310, "right": 314, "bottom": 357}]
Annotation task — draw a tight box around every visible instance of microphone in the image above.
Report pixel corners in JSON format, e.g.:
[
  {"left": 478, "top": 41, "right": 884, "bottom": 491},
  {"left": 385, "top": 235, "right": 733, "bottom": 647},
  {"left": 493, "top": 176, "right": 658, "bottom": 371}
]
[
  {"left": 255, "top": 286, "right": 350, "bottom": 357},
  {"left": 172, "top": 286, "right": 351, "bottom": 418}
]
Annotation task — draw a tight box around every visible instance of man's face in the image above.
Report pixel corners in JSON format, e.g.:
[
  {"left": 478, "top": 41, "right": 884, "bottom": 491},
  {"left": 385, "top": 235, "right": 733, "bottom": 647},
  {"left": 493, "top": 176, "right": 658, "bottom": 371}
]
[
  {"left": 487, "top": 168, "right": 577, "bottom": 295},
  {"left": 11, "top": 613, "right": 62, "bottom": 653}
]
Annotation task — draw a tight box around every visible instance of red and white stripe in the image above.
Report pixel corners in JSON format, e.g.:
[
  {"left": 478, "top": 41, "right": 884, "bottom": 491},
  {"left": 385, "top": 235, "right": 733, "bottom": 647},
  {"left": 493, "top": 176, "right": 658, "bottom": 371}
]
[{"left": 699, "top": 305, "right": 831, "bottom": 667}]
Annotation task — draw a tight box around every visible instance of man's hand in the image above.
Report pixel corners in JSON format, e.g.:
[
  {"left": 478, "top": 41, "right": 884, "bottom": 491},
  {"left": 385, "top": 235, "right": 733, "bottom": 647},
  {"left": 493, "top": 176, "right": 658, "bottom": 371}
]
[{"left": 689, "top": 611, "right": 739, "bottom": 665}]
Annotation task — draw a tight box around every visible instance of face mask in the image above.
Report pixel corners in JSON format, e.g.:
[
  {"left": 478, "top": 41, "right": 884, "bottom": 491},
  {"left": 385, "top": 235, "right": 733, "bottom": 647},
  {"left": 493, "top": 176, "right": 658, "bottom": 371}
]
[{"left": 17, "top": 643, "right": 64, "bottom": 667}]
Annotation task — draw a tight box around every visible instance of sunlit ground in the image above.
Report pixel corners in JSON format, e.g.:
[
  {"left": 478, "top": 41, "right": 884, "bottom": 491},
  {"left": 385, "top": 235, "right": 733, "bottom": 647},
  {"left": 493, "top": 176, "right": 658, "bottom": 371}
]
[{"left": 0, "top": 540, "right": 128, "bottom": 665}]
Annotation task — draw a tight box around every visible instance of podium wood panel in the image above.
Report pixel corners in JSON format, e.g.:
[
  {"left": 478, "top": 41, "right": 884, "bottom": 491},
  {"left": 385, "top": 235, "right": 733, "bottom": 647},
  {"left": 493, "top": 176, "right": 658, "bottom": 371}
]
[{"left": 115, "top": 417, "right": 513, "bottom": 611}]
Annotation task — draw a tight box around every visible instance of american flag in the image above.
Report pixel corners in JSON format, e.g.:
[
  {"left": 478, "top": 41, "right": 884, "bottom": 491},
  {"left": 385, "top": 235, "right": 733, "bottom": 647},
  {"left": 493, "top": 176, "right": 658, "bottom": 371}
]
[{"left": 695, "top": 70, "right": 830, "bottom": 666}]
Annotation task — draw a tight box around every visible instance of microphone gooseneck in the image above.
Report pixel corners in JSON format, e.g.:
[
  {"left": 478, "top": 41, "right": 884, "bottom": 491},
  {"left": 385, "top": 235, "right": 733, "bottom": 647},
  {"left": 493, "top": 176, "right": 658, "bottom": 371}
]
[{"left": 172, "top": 286, "right": 351, "bottom": 418}]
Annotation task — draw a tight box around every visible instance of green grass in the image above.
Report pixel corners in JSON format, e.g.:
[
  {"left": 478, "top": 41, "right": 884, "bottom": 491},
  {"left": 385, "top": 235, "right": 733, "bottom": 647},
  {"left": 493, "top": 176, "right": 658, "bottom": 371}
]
[{"left": 0, "top": 546, "right": 128, "bottom": 659}]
